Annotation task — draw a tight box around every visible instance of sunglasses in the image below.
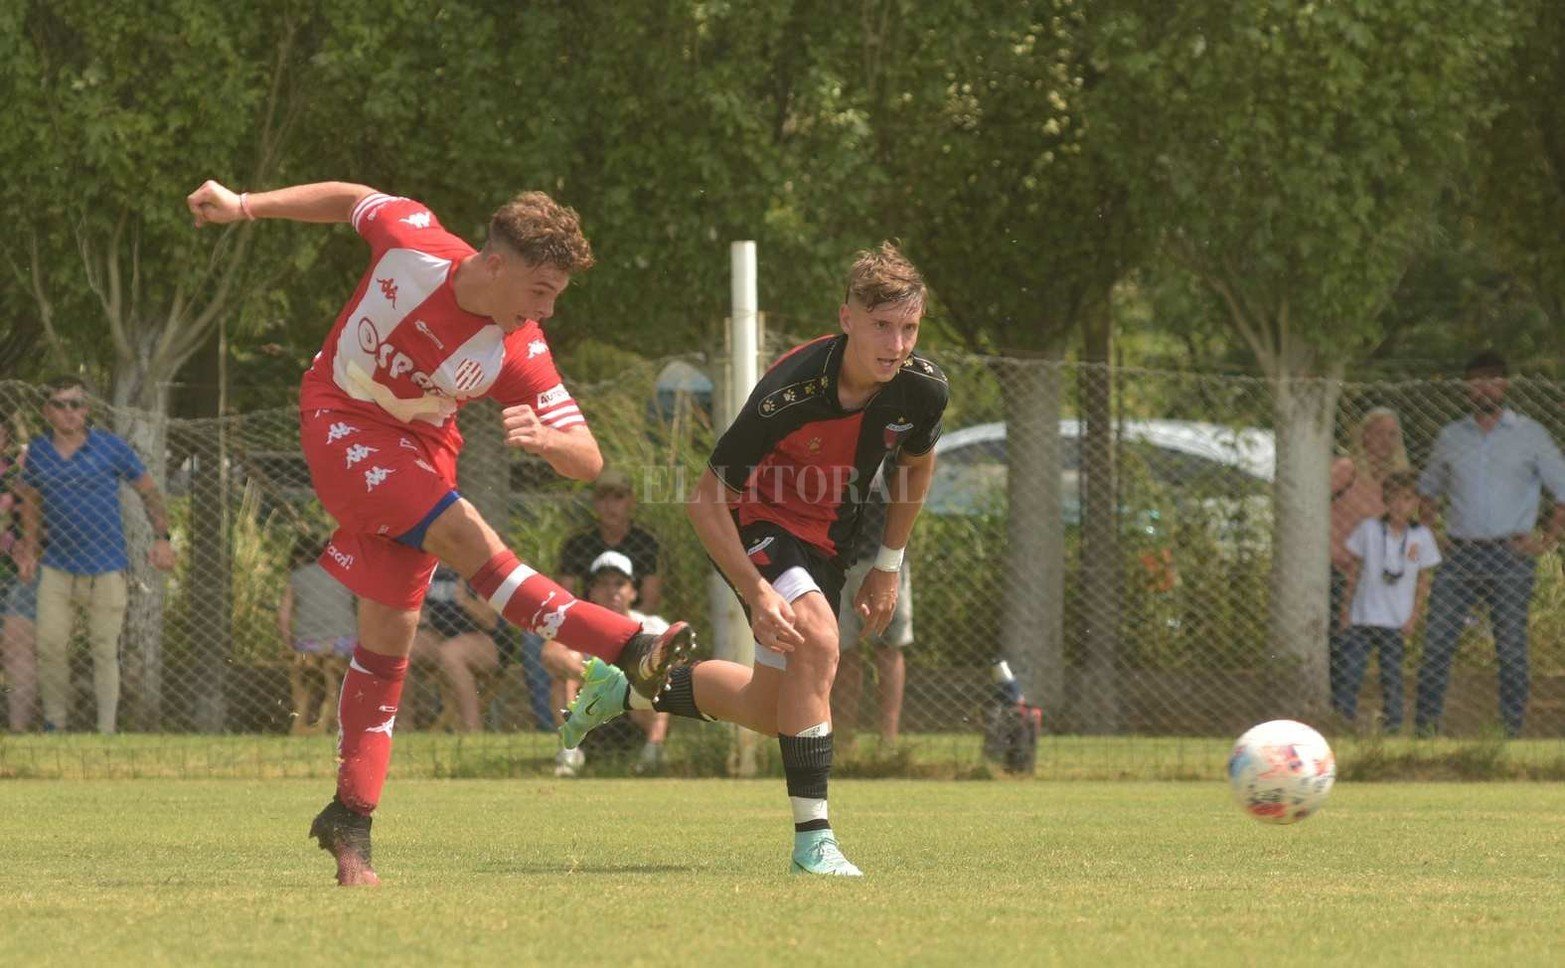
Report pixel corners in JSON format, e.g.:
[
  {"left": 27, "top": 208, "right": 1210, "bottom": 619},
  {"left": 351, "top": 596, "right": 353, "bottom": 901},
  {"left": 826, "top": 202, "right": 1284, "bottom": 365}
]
[{"left": 47, "top": 399, "right": 86, "bottom": 410}]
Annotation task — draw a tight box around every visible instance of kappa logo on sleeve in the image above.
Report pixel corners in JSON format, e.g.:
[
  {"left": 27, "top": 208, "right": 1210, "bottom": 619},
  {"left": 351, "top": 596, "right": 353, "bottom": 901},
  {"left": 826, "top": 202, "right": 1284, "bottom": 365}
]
[
  {"left": 399, "top": 211, "right": 432, "bottom": 230},
  {"left": 527, "top": 338, "right": 549, "bottom": 359}
]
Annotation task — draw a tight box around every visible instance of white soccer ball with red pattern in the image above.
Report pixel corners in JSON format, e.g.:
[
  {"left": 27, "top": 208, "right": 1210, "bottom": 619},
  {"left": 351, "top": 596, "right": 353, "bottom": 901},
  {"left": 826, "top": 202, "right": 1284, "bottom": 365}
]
[{"left": 1227, "top": 719, "right": 1335, "bottom": 824}]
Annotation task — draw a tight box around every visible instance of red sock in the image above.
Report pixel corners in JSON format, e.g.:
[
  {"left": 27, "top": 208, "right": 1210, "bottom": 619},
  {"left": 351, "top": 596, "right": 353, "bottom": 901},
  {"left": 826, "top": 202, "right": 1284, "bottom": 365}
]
[
  {"left": 336, "top": 645, "right": 409, "bottom": 816},
  {"left": 467, "top": 550, "right": 641, "bottom": 661}
]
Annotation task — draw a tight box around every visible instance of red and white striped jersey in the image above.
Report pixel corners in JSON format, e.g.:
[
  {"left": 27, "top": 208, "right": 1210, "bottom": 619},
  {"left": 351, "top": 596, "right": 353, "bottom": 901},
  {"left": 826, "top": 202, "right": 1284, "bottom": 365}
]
[{"left": 299, "top": 193, "right": 586, "bottom": 451}]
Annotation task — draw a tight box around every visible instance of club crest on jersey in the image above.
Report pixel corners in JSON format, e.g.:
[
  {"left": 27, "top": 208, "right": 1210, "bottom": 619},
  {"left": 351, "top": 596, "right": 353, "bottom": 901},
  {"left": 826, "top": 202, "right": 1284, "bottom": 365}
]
[
  {"left": 883, "top": 418, "right": 915, "bottom": 450},
  {"left": 527, "top": 338, "right": 549, "bottom": 359},
  {"left": 452, "top": 358, "right": 484, "bottom": 392},
  {"left": 807, "top": 437, "right": 823, "bottom": 454},
  {"left": 758, "top": 377, "right": 827, "bottom": 418}
]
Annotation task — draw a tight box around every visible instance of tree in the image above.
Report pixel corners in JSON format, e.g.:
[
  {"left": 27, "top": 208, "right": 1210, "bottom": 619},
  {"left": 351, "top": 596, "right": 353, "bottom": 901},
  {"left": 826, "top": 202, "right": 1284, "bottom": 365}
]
[
  {"left": 1101, "top": 0, "right": 1525, "bottom": 710},
  {"left": 855, "top": 1, "right": 1145, "bottom": 728},
  {"left": 4, "top": 0, "right": 387, "bottom": 725}
]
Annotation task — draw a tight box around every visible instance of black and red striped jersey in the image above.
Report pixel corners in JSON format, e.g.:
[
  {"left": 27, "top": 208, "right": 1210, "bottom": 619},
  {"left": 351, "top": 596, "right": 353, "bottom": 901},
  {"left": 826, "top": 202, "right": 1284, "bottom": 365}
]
[{"left": 708, "top": 334, "right": 949, "bottom": 560}]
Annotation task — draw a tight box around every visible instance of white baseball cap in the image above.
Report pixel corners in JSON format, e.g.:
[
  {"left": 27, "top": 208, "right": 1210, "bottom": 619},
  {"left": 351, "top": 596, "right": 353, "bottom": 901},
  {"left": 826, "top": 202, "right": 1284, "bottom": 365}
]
[{"left": 588, "top": 550, "right": 634, "bottom": 579}]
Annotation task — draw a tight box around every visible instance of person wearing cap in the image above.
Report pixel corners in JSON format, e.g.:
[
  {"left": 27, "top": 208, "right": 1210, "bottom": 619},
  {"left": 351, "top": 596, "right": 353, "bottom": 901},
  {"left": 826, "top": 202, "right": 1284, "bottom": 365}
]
[
  {"left": 1415, "top": 351, "right": 1565, "bottom": 737},
  {"left": 541, "top": 549, "right": 671, "bottom": 775},
  {"left": 557, "top": 468, "right": 662, "bottom": 612}
]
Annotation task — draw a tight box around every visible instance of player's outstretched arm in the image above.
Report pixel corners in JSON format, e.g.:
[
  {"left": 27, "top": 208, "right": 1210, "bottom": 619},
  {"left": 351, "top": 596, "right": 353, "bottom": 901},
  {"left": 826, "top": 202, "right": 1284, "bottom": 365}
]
[
  {"left": 186, "top": 179, "right": 376, "bottom": 227},
  {"left": 686, "top": 468, "right": 805, "bottom": 652}
]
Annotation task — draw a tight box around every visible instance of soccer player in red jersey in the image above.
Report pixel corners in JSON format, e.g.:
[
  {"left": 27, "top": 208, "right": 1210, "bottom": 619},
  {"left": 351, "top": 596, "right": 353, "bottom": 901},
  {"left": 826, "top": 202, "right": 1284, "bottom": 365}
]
[
  {"left": 561, "top": 243, "right": 948, "bottom": 875},
  {"left": 185, "top": 180, "right": 694, "bottom": 885}
]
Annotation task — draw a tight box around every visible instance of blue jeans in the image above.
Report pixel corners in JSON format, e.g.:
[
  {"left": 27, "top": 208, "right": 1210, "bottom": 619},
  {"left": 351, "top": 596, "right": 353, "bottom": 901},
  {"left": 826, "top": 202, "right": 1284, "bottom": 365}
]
[
  {"left": 1333, "top": 626, "right": 1405, "bottom": 730},
  {"left": 1415, "top": 542, "right": 1536, "bottom": 737}
]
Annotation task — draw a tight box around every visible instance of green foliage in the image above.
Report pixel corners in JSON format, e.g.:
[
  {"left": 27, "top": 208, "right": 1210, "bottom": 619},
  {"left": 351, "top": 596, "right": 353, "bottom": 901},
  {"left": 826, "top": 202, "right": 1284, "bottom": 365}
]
[{"left": 1100, "top": 0, "right": 1526, "bottom": 367}]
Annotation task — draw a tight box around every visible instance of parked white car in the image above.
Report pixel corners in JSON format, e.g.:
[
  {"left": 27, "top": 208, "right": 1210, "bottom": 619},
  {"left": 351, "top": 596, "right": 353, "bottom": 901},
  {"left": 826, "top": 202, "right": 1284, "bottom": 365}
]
[{"left": 928, "top": 419, "right": 1275, "bottom": 525}]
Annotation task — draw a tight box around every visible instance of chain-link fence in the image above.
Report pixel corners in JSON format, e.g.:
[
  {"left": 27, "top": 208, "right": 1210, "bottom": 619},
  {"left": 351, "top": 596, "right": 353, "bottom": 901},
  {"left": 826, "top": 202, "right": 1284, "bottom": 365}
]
[{"left": 4, "top": 355, "right": 1565, "bottom": 769}]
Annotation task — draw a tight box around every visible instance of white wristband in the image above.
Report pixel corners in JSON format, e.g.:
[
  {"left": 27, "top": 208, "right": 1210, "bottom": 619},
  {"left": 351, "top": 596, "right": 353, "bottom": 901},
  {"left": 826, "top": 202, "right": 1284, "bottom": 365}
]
[{"left": 872, "top": 545, "right": 904, "bottom": 573}]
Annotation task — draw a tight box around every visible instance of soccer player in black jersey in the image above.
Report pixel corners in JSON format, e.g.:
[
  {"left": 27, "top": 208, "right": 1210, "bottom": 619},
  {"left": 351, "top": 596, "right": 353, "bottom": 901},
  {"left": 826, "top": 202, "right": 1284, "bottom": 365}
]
[{"left": 561, "top": 243, "right": 948, "bottom": 875}]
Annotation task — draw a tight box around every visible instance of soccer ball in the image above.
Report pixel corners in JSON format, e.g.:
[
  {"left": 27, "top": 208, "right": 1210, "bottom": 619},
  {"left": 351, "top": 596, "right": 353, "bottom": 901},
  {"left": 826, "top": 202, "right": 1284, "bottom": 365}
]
[{"left": 1227, "top": 719, "right": 1335, "bottom": 824}]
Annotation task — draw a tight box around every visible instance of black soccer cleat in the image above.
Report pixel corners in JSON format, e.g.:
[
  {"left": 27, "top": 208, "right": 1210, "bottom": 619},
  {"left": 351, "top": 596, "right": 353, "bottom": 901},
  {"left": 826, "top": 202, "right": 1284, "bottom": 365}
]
[
  {"left": 309, "top": 797, "right": 380, "bottom": 886},
  {"left": 618, "top": 621, "right": 696, "bottom": 700}
]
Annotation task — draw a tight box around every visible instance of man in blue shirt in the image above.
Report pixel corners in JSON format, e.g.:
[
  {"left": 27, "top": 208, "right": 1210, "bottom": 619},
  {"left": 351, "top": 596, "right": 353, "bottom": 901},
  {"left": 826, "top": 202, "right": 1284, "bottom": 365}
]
[
  {"left": 13, "top": 376, "right": 176, "bottom": 733},
  {"left": 1416, "top": 352, "right": 1565, "bottom": 737}
]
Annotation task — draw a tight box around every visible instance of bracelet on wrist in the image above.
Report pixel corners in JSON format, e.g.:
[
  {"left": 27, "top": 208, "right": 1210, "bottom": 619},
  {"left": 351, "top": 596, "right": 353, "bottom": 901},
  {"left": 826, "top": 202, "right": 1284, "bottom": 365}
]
[
  {"left": 872, "top": 545, "right": 904, "bottom": 573},
  {"left": 238, "top": 192, "right": 256, "bottom": 221}
]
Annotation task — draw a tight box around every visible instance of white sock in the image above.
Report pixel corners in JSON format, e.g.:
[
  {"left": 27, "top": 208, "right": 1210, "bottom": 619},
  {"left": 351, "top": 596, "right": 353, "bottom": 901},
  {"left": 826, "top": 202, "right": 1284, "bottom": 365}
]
[
  {"left": 626, "top": 686, "right": 653, "bottom": 711},
  {"left": 790, "top": 796, "right": 829, "bottom": 827}
]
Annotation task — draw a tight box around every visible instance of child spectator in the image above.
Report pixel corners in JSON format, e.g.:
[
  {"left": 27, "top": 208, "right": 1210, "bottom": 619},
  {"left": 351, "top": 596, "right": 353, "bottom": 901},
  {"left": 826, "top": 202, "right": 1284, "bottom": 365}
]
[
  {"left": 279, "top": 535, "right": 357, "bottom": 734},
  {"left": 1336, "top": 471, "right": 1440, "bottom": 732}
]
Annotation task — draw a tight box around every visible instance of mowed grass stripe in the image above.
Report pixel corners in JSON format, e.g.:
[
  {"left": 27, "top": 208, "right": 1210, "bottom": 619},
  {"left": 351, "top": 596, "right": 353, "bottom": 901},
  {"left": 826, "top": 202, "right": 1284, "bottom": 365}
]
[{"left": 2, "top": 780, "right": 1563, "bottom": 966}]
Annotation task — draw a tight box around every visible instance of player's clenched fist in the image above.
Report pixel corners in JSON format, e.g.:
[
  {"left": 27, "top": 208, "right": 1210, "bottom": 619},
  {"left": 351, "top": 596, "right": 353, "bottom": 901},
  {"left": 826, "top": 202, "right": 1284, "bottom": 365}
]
[
  {"left": 186, "top": 179, "right": 244, "bottom": 227},
  {"left": 501, "top": 404, "right": 549, "bottom": 453}
]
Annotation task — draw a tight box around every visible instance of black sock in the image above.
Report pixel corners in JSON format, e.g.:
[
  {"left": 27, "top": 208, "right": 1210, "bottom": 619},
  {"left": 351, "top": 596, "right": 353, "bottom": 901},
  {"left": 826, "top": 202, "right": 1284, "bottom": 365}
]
[
  {"left": 779, "top": 732, "right": 833, "bottom": 832},
  {"left": 651, "top": 664, "right": 712, "bottom": 721}
]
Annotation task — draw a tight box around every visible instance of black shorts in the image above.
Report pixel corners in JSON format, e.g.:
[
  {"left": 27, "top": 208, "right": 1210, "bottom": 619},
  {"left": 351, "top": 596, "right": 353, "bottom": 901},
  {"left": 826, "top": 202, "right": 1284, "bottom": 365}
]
[{"left": 728, "top": 520, "right": 847, "bottom": 620}]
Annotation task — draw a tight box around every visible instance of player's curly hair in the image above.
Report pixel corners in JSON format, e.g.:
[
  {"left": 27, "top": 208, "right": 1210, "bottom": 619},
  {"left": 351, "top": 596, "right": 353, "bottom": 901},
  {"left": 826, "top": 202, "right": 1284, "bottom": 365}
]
[
  {"left": 488, "top": 191, "right": 596, "bottom": 273},
  {"left": 846, "top": 241, "right": 925, "bottom": 313}
]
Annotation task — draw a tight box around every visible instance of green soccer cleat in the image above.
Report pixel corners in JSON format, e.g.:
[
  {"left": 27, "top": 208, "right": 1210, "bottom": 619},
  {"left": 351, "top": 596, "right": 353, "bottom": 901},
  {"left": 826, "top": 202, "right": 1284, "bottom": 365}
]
[
  {"left": 789, "top": 830, "right": 863, "bottom": 877},
  {"left": 559, "top": 657, "right": 630, "bottom": 750}
]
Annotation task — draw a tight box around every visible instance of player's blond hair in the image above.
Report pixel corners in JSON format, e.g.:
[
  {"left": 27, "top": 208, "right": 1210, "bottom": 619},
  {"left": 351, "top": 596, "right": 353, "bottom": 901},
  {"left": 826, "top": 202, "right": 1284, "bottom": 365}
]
[
  {"left": 846, "top": 241, "right": 926, "bottom": 312},
  {"left": 488, "top": 191, "right": 596, "bottom": 273}
]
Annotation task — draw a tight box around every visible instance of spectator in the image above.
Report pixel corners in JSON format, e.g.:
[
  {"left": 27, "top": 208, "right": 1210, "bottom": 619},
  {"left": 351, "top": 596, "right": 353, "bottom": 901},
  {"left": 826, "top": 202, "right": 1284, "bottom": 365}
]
[
  {"left": 558, "top": 468, "right": 662, "bottom": 612},
  {"left": 279, "top": 534, "right": 356, "bottom": 735},
  {"left": 2, "top": 416, "right": 39, "bottom": 732},
  {"left": 1335, "top": 471, "right": 1439, "bottom": 732},
  {"left": 542, "top": 550, "right": 671, "bottom": 776},
  {"left": 1329, "top": 408, "right": 1410, "bottom": 713},
  {"left": 1415, "top": 352, "right": 1565, "bottom": 737},
  {"left": 12, "top": 377, "right": 176, "bottom": 734},
  {"left": 410, "top": 565, "right": 503, "bottom": 732},
  {"left": 833, "top": 460, "right": 913, "bottom": 746}
]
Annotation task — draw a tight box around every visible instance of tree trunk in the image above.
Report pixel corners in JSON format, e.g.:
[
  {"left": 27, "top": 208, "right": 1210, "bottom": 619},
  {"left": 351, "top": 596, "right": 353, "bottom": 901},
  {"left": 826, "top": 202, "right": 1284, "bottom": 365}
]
[
  {"left": 1267, "top": 362, "right": 1341, "bottom": 716},
  {"left": 112, "top": 354, "right": 171, "bottom": 731},
  {"left": 998, "top": 355, "right": 1065, "bottom": 718},
  {"left": 185, "top": 333, "right": 231, "bottom": 733},
  {"left": 1079, "top": 303, "right": 1120, "bottom": 733}
]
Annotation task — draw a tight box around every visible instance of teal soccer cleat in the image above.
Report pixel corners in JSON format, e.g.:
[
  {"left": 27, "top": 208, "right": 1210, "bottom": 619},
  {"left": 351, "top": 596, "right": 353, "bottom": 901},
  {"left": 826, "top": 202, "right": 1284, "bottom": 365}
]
[
  {"left": 789, "top": 830, "right": 863, "bottom": 877},
  {"left": 559, "top": 657, "right": 630, "bottom": 750}
]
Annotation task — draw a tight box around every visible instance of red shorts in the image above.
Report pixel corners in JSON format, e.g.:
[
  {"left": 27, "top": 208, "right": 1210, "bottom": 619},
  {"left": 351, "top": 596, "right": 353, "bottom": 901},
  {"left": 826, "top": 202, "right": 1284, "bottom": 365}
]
[{"left": 299, "top": 408, "right": 460, "bottom": 609}]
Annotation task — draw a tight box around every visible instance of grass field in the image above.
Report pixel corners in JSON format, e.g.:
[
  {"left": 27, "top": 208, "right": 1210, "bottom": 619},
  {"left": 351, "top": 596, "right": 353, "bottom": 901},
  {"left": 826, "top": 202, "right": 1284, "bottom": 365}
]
[{"left": 3, "top": 776, "right": 1564, "bottom": 966}]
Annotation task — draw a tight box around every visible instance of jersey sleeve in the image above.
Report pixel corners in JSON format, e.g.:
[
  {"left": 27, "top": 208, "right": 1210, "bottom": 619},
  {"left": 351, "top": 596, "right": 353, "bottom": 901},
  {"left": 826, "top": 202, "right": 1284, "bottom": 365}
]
[
  {"left": 487, "top": 327, "right": 587, "bottom": 432},
  {"left": 707, "top": 383, "right": 783, "bottom": 493},
  {"left": 900, "top": 368, "right": 950, "bottom": 457},
  {"left": 351, "top": 193, "right": 446, "bottom": 255}
]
